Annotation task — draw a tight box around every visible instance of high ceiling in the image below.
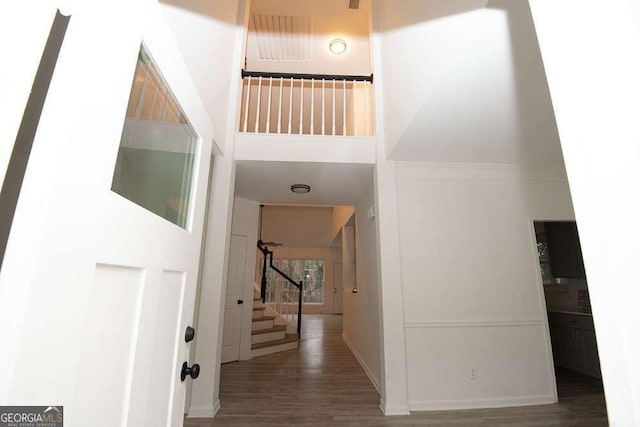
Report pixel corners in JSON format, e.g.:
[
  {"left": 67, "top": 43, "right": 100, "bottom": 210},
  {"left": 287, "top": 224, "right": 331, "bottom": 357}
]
[
  {"left": 245, "top": 0, "right": 371, "bottom": 75},
  {"left": 234, "top": 161, "right": 373, "bottom": 205},
  {"left": 380, "top": 0, "right": 565, "bottom": 166}
]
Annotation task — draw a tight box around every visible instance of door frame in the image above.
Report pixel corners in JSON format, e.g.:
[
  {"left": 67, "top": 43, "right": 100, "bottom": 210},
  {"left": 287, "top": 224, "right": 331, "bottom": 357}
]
[{"left": 527, "top": 213, "right": 580, "bottom": 402}]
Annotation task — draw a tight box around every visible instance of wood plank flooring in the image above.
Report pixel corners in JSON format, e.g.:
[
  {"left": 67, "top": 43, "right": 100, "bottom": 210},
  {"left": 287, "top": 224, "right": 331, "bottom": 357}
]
[{"left": 185, "top": 315, "right": 608, "bottom": 426}]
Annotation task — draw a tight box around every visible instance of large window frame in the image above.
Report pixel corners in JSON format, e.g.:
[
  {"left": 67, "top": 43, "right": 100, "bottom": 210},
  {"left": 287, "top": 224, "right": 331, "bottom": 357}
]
[{"left": 256, "top": 258, "right": 326, "bottom": 304}]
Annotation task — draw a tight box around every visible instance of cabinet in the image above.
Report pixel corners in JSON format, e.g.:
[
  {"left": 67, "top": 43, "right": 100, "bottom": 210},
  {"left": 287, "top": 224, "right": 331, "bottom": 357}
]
[
  {"left": 548, "top": 312, "right": 601, "bottom": 378},
  {"left": 544, "top": 222, "right": 585, "bottom": 278}
]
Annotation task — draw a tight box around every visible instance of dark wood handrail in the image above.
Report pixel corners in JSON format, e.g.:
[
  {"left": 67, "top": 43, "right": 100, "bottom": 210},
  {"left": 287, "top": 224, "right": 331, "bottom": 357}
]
[
  {"left": 257, "top": 240, "right": 303, "bottom": 338},
  {"left": 242, "top": 69, "right": 373, "bottom": 83}
]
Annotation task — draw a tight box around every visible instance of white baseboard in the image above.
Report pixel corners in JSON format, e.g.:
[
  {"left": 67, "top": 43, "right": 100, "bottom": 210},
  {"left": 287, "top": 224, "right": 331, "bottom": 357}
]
[
  {"left": 408, "top": 394, "right": 557, "bottom": 411},
  {"left": 342, "top": 333, "right": 382, "bottom": 395},
  {"left": 379, "top": 398, "right": 411, "bottom": 416},
  {"left": 186, "top": 399, "right": 220, "bottom": 418}
]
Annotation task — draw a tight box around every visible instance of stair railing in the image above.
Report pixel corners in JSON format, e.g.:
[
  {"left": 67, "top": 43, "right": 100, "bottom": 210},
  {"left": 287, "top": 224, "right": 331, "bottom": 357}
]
[
  {"left": 239, "top": 70, "right": 374, "bottom": 136},
  {"left": 257, "top": 240, "right": 303, "bottom": 338}
]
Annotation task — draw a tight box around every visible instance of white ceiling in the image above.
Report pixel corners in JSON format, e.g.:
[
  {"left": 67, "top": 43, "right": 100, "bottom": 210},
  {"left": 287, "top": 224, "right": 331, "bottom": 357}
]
[
  {"left": 246, "top": 0, "right": 371, "bottom": 75},
  {"left": 234, "top": 161, "right": 373, "bottom": 205}
]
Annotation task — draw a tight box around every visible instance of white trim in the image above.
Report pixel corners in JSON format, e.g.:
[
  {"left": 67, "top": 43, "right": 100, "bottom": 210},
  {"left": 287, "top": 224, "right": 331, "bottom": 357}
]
[
  {"left": 186, "top": 399, "right": 220, "bottom": 418},
  {"left": 404, "top": 319, "right": 545, "bottom": 328},
  {"left": 395, "top": 161, "right": 569, "bottom": 182},
  {"left": 408, "top": 394, "right": 557, "bottom": 411},
  {"left": 234, "top": 133, "right": 376, "bottom": 164},
  {"left": 379, "top": 398, "right": 411, "bottom": 416},
  {"left": 342, "top": 333, "right": 382, "bottom": 395}
]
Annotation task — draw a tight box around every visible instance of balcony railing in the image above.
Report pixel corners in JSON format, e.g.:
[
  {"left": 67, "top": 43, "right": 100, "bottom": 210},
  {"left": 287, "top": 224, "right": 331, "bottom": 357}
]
[{"left": 239, "top": 70, "right": 374, "bottom": 137}]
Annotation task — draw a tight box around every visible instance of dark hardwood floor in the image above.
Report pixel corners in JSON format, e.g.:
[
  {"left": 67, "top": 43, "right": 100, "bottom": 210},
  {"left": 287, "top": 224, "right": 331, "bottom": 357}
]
[{"left": 185, "top": 315, "right": 608, "bottom": 426}]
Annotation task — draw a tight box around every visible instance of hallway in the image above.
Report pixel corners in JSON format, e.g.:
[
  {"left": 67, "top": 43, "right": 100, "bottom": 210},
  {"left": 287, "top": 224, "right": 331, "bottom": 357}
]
[{"left": 185, "top": 315, "right": 607, "bottom": 426}]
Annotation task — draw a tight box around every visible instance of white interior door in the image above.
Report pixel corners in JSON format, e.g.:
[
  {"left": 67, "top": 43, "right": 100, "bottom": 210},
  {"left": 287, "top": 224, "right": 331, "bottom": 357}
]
[
  {"left": 221, "top": 235, "right": 248, "bottom": 363},
  {"left": 333, "top": 262, "right": 343, "bottom": 314},
  {"left": 0, "top": 2, "right": 214, "bottom": 426}
]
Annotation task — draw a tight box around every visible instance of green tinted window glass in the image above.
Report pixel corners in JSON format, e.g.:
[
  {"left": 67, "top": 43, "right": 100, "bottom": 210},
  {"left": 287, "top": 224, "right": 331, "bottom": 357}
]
[{"left": 112, "top": 46, "right": 197, "bottom": 228}]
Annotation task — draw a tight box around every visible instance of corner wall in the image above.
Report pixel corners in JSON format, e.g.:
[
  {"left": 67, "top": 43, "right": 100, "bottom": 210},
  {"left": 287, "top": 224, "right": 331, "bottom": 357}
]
[
  {"left": 395, "top": 162, "right": 573, "bottom": 409},
  {"left": 342, "top": 180, "right": 383, "bottom": 394}
]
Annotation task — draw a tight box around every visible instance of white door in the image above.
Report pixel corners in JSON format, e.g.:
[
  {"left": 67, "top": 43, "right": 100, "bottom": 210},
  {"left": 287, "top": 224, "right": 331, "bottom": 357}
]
[
  {"left": 333, "top": 262, "right": 343, "bottom": 314},
  {"left": 221, "top": 235, "right": 248, "bottom": 363},
  {"left": 0, "top": 2, "right": 214, "bottom": 427}
]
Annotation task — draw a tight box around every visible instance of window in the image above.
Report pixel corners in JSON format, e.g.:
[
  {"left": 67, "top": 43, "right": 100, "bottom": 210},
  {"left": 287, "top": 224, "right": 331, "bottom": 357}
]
[
  {"left": 111, "top": 45, "right": 197, "bottom": 229},
  {"left": 256, "top": 259, "right": 325, "bottom": 303},
  {"left": 534, "top": 222, "right": 554, "bottom": 285}
]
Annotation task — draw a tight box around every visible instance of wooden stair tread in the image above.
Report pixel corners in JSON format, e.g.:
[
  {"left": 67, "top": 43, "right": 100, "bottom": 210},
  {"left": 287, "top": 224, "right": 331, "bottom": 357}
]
[
  {"left": 251, "top": 325, "right": 287, "bottom": 335},
  {"left": 252, "top": 315, "right": 275, "bottom": 322},
  {"left": 252, "top": 307, "right": 265, "bottom": 311},
  {"left": 251, "top": 334, "right": 298, "bottom": 350}
]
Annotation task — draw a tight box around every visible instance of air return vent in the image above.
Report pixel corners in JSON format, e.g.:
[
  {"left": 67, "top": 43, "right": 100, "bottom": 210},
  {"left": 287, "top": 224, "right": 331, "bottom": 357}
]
[
  {"left": 251, "top": 15, "right": 312, "bottom": 61},
  {"left": 348, "top": 0, "right": 360, "bottom": 9}
]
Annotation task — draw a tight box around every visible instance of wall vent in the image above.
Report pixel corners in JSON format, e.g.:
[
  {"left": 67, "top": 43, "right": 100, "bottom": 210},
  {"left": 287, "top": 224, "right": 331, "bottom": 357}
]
[
  {"left": 251, "top": 15, "right": 312, "bottom": 61},
  {"left": 348, "top": 0, "right": 360, "bottom": 9}
]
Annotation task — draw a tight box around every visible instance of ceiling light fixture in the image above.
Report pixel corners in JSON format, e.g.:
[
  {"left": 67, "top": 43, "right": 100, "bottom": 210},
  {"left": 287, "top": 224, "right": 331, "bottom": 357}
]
[
  {"left": 290, "top": 184, "right": 311, "bottom": 194},
  {"left": 329, "top": 39, "right": 347, "bottom": 55}
]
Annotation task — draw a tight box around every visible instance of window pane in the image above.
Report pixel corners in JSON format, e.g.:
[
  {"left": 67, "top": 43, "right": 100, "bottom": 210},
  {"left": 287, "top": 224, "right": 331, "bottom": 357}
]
[
  {"left": 111, "top": 46, "right": 197, "bottom": 228},
  {"left": 255, "top": 258, "right": 325, "bottom": 303}
]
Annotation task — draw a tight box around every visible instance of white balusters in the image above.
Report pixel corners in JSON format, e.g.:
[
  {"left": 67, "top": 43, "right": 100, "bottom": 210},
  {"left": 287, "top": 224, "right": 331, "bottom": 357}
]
[
  {"left": 288, "top": 77, "right": 293, "bottom": 134},
  {"left": 310, "top": 78, "right": 315, "bottom": 135},
  {"left": 243, "top": 76, "right": 251, "bottom": 132},
  {"left": 343, "top": 79, "right": 347, "bottom": 136},
  {"left": 277, "top": 77, "right": 283, "bottom": 134},
  {"left": 254, "top": 76, "right": 262, "bottom": 132},
  {"left": 266, "top": 77, "right": 273, "bottom": 133},
  {"left": 321, "top": 79, "right": 325, "bottom": 136},
  {"left": 299, "top": 78, "right": 304, "bottom": 134},
  {"left": 332, "top": 79, "right": 336, "bottom": 136},
  {"left": 239, "top": 73, "right": 373, "bottom": 137}
]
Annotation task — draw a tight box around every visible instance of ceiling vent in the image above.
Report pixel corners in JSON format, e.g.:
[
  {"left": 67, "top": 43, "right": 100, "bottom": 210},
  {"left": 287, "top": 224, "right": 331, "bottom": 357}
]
[
  {"left": 348, "top": 0, "right": 360, "bottom": 9},
  {"left": 251, "top": 15, "right": 312, "bottom": 61}
]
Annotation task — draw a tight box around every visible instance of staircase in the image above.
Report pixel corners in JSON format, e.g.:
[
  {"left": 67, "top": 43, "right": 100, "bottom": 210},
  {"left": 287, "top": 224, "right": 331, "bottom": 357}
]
[{"left": 251, "top": 298, "right": 299, "bottom": 357}]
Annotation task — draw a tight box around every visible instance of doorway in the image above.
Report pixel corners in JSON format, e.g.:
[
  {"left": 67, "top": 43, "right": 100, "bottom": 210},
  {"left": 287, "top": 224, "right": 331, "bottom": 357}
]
[{"left": 533, "top": 220, "right": 605, "bottom": 408}]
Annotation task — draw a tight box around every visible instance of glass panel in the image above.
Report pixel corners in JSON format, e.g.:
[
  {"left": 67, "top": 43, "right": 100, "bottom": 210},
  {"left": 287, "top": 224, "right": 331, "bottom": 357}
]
[
  {"left": 255, "top": 258, "right": 325, "bottom": 303},
  {"left": 111, "top": 45, "right": 197, "bottom": 228}
]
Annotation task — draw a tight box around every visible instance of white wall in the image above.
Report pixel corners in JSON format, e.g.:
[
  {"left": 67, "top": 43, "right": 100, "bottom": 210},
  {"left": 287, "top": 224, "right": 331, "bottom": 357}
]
[
  {"left": 342, "top": 181, "right": 383, "bottom": 394},
  {"left": 395, "top": 162, "right": 574, "bottom": 410},
  {"left": 175, "top": 0, "right": 248, "bottom": 418},
  {"left": 161, "top": 0, "right": 242, "bottom": 152},
  {"left": 528, "top": 1, "right": 640, "bottom": 424},
  {"left": 262, "top": 205, "right": 333, "bottom": 247},
  {"left": 376, "top": 0, "right": 562, "bottom": 166},
  {"left": 330, "top": 205, "right": 355, "bottom": 241}
]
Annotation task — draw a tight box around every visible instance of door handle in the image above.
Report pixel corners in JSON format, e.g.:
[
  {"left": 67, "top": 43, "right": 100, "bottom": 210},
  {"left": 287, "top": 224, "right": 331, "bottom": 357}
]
[
  {"left": 181, "top": 362, "right": 200, "bottom": 381},
  {"left": 185, "top": 326, "right": 195, "bottom": 343},
  {"left": 237, "top": 299, "right": 244, "bottom": 305}
]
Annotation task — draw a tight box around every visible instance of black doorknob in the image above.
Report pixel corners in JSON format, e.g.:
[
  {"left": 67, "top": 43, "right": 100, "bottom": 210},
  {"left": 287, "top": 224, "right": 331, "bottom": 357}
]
[
  {"left": 185, "top": 326, "right": 195, "bottom": 343},
  {"left": 181, "top": 362, "right": 200, "bottom": 381},
  {"left": 237, "top": 299, "right": 244, "bottom": 305}
]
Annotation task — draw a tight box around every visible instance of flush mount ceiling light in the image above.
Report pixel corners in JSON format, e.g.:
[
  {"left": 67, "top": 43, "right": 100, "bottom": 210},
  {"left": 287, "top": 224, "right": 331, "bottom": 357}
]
[
  {"left": 329, "top": 38, "right": 347, "bottom": 55},
  {"left": 290, "top": 184, "right": 311, "bottom": 194}
]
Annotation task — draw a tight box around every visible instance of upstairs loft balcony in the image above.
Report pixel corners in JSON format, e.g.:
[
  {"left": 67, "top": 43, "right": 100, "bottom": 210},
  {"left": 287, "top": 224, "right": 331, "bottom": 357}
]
[{"left": 238, "top": 70, "right": 374, "bottom": 138}]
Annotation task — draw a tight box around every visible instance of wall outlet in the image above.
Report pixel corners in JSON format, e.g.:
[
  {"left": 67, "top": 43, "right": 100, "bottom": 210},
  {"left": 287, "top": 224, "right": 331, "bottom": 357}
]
[
  {"left": 518, "top": 291, "right": 526, "bottom": 303},
  {"left": 470, "top": 368, "right": 478, "bottom": 380}
]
